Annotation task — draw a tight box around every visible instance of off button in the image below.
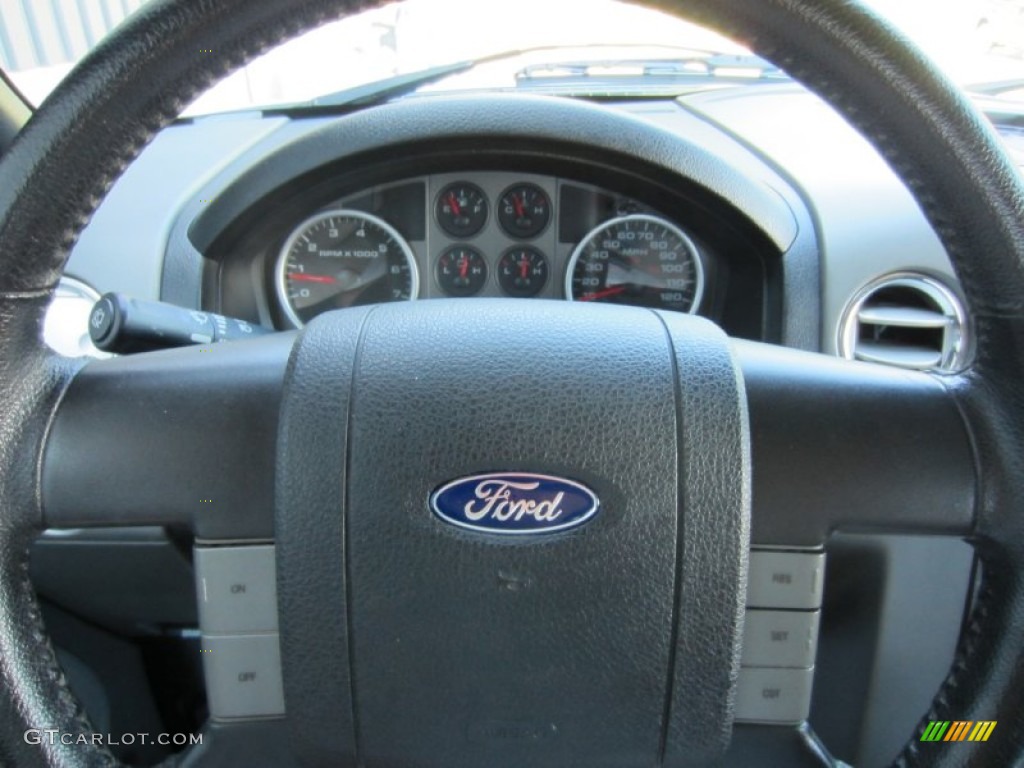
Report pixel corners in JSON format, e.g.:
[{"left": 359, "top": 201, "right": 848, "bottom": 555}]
[{"left": 202, "top": 634, "right": 285, "bottom": 719}]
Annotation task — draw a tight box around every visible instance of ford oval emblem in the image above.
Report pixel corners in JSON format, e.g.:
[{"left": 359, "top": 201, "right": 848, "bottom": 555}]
[{"left": 430, "top": 472, "right": 600, "bottom": 535}]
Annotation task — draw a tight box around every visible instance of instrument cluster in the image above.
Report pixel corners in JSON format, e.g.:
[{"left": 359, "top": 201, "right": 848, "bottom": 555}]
[{"left": 273, "top": 172, "right": 707, "bottom": 328}]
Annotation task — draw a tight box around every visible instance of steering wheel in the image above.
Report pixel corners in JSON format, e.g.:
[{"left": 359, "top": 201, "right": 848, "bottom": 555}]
[{"left": 1, "top": 0, "right": 1022, "bottom": 766}]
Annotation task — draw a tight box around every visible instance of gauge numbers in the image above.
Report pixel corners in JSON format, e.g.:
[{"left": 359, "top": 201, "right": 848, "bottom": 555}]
[
  {"left": 566, "top": 214, "right": 704, "bottom": 314},
  {"left": 276, "top": 210, "right": 418, "bottom": 327}
]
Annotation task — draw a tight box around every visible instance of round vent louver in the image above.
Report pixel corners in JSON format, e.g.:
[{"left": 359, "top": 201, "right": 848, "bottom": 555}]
[{"left": 838, "top": 273, "right": 969, "bottom": 373}]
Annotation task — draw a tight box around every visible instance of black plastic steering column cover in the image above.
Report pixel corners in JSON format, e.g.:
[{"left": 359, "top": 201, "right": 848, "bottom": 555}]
[{"left": 0, "top": 2, "right": 1021, "bottom": 768}]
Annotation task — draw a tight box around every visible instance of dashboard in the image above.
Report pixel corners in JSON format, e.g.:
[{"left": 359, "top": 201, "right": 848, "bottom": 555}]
[
  {"left": 193, "top": 98, "right": 793, "bottom": 345},
  {"left": 46, "top": 86, "right": 982, "bottom": 767}
]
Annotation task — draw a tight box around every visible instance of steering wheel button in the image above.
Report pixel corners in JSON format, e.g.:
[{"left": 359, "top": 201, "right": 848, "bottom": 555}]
[
  {"left": 747, "top": 550, "right": 825, "bottom": 609},
  {"left": 195, "top": 546, "right": 278, "bottom": 634},
  {"left": 734, "top": 667, "right": 815, "bottom": 724},
  {"left": 202, "top": 633, "right": 285, "bottom": 720},
  {"left": 741, "top": 609, "right": 820, "bottom": 668}
]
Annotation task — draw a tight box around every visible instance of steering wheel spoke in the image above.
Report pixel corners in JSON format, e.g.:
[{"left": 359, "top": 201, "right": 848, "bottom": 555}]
[
  {"left": 734, "top": 341, "right": 976, "bottom": 547},
  {"left": 41, "top": 333, "right": 295, "bottom": 539}
]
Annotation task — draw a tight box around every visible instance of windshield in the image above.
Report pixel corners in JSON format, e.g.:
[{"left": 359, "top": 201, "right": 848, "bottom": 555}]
[{"left": 2, "top": 0, "right": 1023, "bottom": 114}]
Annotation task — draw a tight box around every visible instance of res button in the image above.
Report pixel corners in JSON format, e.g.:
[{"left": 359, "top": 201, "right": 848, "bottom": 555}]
[{"left": 747, "top": 550, "right": 825, "bottom": 609}]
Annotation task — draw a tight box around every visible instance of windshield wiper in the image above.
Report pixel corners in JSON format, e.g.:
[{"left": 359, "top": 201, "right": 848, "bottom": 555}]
[
  {"left": 310, "top": 60, "right": 480, "bottom": 108},
  {"left": 302, "top": 44, "right": 589, "bottom": 109},
  {"left": 274, "top": 47, "right": 785, "bottom": 113}
]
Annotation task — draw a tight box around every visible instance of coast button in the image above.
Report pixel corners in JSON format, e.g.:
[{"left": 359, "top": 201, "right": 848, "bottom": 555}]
[{"left": 734, "top": 667, "right": 814, "bottom": 724}]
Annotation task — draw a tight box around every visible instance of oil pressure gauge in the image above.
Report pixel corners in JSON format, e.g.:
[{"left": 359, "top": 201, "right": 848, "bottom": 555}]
[{"left": 437, "top": 246, "right": 488, "bottom": 296}]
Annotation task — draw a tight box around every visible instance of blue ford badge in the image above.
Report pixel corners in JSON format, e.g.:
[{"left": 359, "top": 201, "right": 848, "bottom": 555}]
[{"left": 430, "top": 472, "right": 600, "bottom": 535}]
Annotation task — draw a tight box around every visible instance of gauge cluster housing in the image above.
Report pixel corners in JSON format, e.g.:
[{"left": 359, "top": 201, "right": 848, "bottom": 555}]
[
  {"left": 271, "top": 172, "right": 712, "bottom": 326},
  {"left": 175, "top": 95, "right": 815, "bottom": 345}
]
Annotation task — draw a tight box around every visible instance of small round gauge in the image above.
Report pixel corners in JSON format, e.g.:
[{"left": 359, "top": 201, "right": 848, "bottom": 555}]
[
  {"left": 565, "top": 214, "right": 704, "bottom": 313},
  {"left": 276, "top": 209, "right": 418, "bottom": 327},
  {"left": 498, "top": 246, "right": 549, "bottom": 297},
  {"left": 436, "top": 182, "right": 488, "bottom": 238},
  {"left": 498, "top": 183, "right": 551, "bottom": 239},
  {"left": 437, "top": 246, "right": 488, "bottom": 297}
]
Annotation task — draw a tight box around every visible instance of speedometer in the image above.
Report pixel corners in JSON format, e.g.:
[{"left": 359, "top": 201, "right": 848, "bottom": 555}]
[
  {"left": 565, "top": 214, "right": 704, "bottom": 313},
  {"left": 276, "top": 209, "right": 419, "bottom": 327}
]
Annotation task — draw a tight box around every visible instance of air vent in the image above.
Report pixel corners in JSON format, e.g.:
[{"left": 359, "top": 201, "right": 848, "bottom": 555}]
[{"left": 838, "top": 273, "right": 969, "bottom": 373}]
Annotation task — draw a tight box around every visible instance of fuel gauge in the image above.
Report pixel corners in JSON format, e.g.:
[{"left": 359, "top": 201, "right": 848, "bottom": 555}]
[{"left": 436, "top": 182, "right": 488, "bottom": 238}]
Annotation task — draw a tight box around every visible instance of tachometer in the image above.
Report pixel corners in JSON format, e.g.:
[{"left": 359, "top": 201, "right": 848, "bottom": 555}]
[
  {"left": 276, "top": 209, "right": 418, "bottom": 327},
  {"left": 565, "top": 214, "right": 704, "bottom": 313}
]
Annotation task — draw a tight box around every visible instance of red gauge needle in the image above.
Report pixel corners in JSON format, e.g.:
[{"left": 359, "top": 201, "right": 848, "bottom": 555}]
[
  {"left": 288, "top": 273, "right": 338, "bottom": 284},
  {"left": 448, "top": 193, "right": 462, "bottom": 216},
  {"left": 519, "top": 257, "right": 530, "bottom": 279},
  {"left": 512, "top": 194, "right": 525, "bottom": 219},
  {"left": 579, "top": 285, "right": 627, "bottom": 301},
  {"left": 459, "top": 256, "right": 469, "bottom": 279}
]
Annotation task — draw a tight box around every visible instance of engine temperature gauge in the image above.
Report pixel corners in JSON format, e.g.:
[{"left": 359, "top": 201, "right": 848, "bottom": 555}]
[
  {"left": 498, "top": 183, "right": 551, "bottom": 239},
  {"left": 437, "top": 246, "right": 488, "bottom": 296}
]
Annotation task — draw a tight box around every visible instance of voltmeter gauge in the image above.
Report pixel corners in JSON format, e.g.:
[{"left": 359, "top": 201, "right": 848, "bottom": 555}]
[{"left": 498, "top": 246, "right": 548, "bottom": 297}]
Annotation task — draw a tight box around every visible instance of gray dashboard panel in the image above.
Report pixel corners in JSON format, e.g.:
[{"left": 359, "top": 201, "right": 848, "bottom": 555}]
[
  {"left": 679, "top": 84, "right": 958, "bottom": 354},
  {"left": 66, "top": 115, "right": 288, "bottom": 300}
]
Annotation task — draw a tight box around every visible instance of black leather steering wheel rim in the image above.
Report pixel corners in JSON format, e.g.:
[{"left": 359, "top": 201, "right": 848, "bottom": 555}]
[{"left": 0, "top": 1, "right": 1022, "bottom": 766}]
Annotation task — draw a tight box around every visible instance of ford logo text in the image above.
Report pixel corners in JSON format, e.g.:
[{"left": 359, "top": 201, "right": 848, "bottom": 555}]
[{"left": 430, "top": 473, "right": 600, "bottom": 535}]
